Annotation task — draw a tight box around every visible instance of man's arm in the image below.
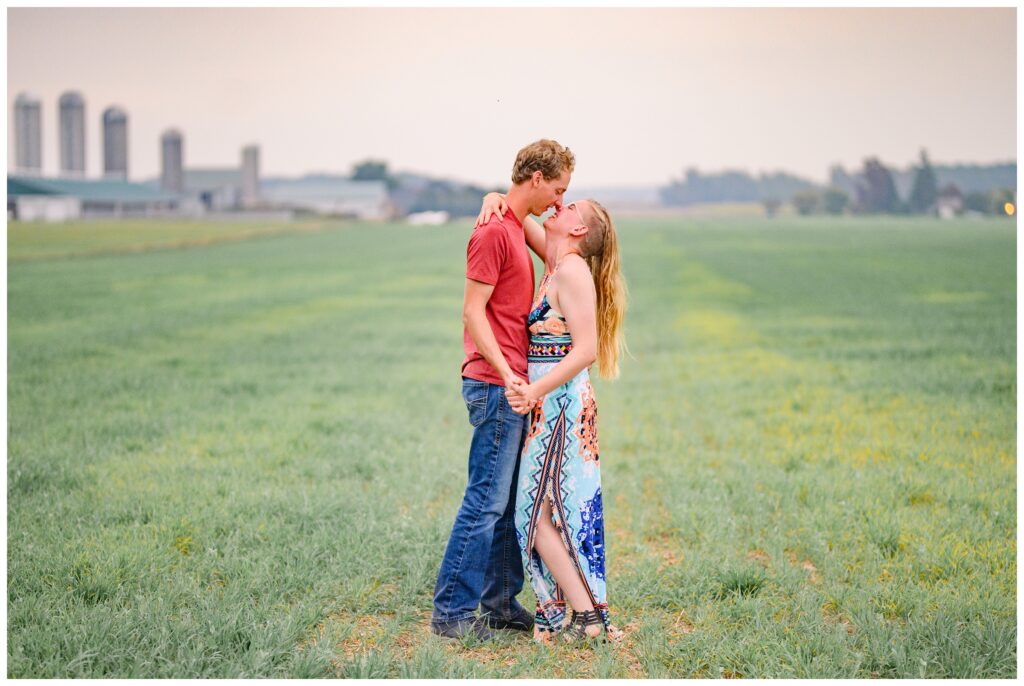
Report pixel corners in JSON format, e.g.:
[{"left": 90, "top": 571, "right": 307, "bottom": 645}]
[{"left": 463, "top": 278, "right": 520, "bottom": 387}]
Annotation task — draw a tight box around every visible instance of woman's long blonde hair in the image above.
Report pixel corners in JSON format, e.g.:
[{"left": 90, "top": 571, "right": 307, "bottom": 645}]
[{"left": 578, "top": 199, "right": 627, "bottom": 379}]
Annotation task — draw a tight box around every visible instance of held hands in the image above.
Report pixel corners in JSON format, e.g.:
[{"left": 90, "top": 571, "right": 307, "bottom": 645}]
[
  {"left": 505, "top": 377, "right": 541, "bottom": 415},
  {"left": 475, "top": 192, "right": 508, "bottom": 227}
]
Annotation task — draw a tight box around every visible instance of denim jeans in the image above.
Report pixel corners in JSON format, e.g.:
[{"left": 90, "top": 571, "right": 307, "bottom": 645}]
[{"left": 432, "top": 377, "right": 529, "bottom": 625}]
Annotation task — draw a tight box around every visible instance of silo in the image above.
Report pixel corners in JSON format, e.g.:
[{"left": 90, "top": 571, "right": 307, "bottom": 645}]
[
  {"left": 241, "top": 144, "right": 260, "bottom": 208},
  {"left": 14, "top": 93, "right": 42, "bottom": 175},
  {"left": 102, "top": 106, "right": 129, "bottom": 179},
  {"left": 59, "top": 91, "right": 86, "bottom": 177},
  {"left": 160, "top": 129, "right": 184, "bottom": 194}
]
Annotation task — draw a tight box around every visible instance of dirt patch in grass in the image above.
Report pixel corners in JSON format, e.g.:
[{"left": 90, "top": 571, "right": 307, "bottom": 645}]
[
  {"left": 658, "top": 548, "right": 681, "bottom": 570},
  {"left": 432, "top": 615, "right": 654, "bottom": 678},
  {"left": 747, "top": 549, "right": 771, "bottom": 568},
  {"left": 821, "top": 602, "right": 855, "bottom": 635},
  {"left": 333, "top": 611, "right": 393, "bottom": 661},
  {"left": 785, "top": 549, "right": 820, "bottom": 584},
  {"left": 667, "top": 609, "right": 695, "bottom": 638}
]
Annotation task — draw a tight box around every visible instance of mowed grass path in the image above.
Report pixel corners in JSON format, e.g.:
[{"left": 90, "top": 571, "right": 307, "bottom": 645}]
[{"left": 7, "top": 216, "right": 1016, "bottom": 677}]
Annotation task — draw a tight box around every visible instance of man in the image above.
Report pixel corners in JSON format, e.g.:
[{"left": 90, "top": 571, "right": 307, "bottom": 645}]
[{"left": 431, "top": 140, "right": 575, "bottom": 640}]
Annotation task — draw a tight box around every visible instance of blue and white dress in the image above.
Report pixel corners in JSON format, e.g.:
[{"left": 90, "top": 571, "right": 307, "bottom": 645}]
[{"left": 513, "top": 264, "right": 618, "bottom": 639}]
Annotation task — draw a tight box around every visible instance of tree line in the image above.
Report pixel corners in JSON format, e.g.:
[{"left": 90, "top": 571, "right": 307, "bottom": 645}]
[
  {"left": 661, "top": 152, "right": 1016, "bottom": 217},
  {"left": 352, "top": 159, "right": 498, "bottom": 217}
]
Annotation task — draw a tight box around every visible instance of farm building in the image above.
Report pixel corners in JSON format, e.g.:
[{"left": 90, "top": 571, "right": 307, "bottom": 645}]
[
  {"left": 937, "top": 183, "right": 964, "bottom": 219},
  {"left": 260, "top": 177, "right": 392, "bottom": 219},
  {"left": 181, "top": 168, "right": 245, "bottom": 212},
  {"left": 7, "top": 175, "right": 177, "bottom": 221}
]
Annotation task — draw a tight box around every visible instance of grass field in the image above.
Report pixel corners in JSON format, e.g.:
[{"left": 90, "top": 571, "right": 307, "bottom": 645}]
[{"left": 6, "top": 215, "right": 1016, "bottom": 677}]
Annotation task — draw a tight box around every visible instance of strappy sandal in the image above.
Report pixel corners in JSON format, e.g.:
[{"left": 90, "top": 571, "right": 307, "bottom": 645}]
[{"left": 561, "top": 609, "right": 605, "bottom": 643}]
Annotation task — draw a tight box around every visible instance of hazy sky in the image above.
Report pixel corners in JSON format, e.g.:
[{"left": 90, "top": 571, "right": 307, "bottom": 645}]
[{"left": 7, "top": 7, "right": 1017, "bottom": 187}]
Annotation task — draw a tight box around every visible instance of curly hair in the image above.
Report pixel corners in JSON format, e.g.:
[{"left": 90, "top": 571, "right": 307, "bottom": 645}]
[{"left": 511, "top": 139, "right": 575, "bottom": 184}]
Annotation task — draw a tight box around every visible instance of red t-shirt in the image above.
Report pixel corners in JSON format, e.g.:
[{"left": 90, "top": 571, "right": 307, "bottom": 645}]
[{"left": 461, "top": 208, "right": 535, "bottom": 386}]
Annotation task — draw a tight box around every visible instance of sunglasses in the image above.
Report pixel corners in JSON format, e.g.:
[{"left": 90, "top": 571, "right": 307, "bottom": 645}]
[{"left": 566, "top": 201, "right": 587, "bottom": 229}]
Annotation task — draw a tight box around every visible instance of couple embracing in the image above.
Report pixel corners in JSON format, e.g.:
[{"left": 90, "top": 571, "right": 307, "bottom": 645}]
[{"left": 431, "top": 139, "right": 626, "bottom": 644}]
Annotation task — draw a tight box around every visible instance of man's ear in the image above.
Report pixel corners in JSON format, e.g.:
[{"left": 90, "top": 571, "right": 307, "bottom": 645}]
[{"left": 532, "top": 170, "right": 543, "bottom": 187}]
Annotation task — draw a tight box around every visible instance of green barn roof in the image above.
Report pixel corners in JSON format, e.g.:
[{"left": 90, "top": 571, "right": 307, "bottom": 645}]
[{"left": 7, "top": 175, "right": 178, "bottom": 203}]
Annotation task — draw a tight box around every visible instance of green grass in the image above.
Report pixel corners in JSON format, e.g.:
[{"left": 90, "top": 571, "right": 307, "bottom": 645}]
[
  {"left": 7, "top": 215, "right": 1016, "bottom": 677},
  {"left": 7, "top": 217, "right": 331, "bottom": 261}
]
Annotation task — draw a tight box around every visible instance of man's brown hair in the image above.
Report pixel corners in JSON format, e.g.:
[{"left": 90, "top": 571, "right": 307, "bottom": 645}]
[{"left": 511, "top": 139, "right": 575, "bottom": 184}]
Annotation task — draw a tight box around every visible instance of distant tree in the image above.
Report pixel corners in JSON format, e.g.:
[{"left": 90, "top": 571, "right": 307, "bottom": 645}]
[
  {"left": 932, "top": 162, "right": 1017, "bottom": 195},
  {"left": 757, "top": 172, "right": 817, "bottom": 202},
  {"left": 659, "top": 161, "right": 1015, "bottom": 212},
  {"left": 856, "top": 158, "right": 901, "bottom": 214},
  {"left": 829, "top": 164, "right": 859, "bottom": 198},
  {"left": 992, "top": 188, "right": 1017, "bottom": 217},
  {"left": 792, "top": 189, "right": 820, "bottom": 215},
  {"left": 908, "top": 149, "right": 939, "bottom": 214},
  {"left": 408, "top": 180, "right": 493, "bottom": 216},
  {"left": 822, "top": 187, "right": 850, "bottom": 215},
  {"left": 352, "top": 159, "right": 388, "bottom": 180},
  {"left": 963, "top": 191, "right": 992, "bottom": 214},
  {"left": 660, "top": 168, "right": 760, "bottom": 206},
  {"left": 352, "top": 159, "right": 397, "bottom": 190},
  {"left": 762, "top": 197, "right": 781, "bottom": 218},
  {"left": 660, "top": 168, "right": 821, "bottom": 207}
]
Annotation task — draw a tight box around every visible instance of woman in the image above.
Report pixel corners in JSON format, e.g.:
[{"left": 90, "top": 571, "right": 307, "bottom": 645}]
[{"left": 476, "top": 193, "right": 626, "bottom": 643}]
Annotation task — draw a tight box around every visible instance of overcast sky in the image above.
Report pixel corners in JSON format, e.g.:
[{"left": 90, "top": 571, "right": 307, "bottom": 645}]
[{"left": 6, "top": 7, "right": 1017, "bottom": 187}]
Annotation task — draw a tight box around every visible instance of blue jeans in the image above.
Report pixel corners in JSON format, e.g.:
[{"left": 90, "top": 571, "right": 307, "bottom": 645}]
[{"left": 432, "top": 377, "right": 529, "bottom": 624}]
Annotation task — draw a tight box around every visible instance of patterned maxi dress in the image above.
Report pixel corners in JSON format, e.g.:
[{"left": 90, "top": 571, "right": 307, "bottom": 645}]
[{"left": 513, "top": 264, "right": 618, "bottom": 639}]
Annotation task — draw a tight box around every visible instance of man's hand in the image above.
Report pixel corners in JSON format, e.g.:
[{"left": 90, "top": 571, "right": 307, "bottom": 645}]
[{"left": 506, "top": 377, "right": 539, "bottom": 415}]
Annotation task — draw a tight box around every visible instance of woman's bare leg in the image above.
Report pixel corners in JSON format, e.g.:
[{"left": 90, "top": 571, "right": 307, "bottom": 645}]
[{"left": 533, "top": 498, "right": 602, "bottom": 637}]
